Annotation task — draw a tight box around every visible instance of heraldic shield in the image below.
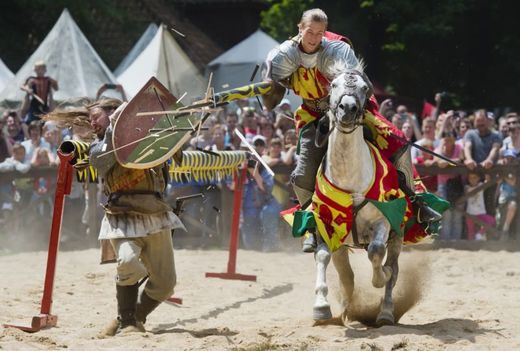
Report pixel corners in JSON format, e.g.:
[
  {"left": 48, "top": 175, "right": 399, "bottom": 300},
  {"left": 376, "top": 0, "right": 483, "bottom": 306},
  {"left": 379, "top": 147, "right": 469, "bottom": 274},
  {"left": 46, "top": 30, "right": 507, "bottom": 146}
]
[{"left": 112, "top": 77, "right": 206, "bottom": 169}]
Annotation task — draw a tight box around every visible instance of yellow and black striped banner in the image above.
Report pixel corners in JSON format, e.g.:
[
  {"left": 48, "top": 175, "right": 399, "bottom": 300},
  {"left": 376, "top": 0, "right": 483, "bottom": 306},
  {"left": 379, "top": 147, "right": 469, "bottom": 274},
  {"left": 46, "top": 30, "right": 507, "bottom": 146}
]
[
  {"left": 214, "top": 81, "right": 272, "bottom": 104},
  {"left": 170, "top": 151, "right": 247, "bottom": 182},
  {"left": 58, "top": 141, "right": 247, "bottom": 184}
]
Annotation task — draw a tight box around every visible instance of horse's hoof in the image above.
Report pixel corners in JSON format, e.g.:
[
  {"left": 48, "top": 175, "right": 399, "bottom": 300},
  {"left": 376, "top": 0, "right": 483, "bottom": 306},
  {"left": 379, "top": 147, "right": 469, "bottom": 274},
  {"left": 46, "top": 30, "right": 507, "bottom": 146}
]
[
  {"left": 313, "top": 305, "right": 332, "bottom": 321},
  {"left": 376, "top": 311, "right": 395, "bottom": 326}
]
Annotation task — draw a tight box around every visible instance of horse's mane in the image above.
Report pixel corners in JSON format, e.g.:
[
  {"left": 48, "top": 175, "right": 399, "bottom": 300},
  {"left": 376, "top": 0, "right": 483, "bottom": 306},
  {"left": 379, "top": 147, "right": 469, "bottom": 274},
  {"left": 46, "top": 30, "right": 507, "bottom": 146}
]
[{"left": 329, "top": 57, "right": 366, "bottom": 80}]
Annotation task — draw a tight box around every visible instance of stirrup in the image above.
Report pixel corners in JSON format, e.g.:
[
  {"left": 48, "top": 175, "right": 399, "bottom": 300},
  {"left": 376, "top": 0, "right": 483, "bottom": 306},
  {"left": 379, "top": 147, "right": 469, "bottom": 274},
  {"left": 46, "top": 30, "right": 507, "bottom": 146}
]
[
  {"left": 415, "top": 202, "right": 442, "bottom": 224},
  {"left": 302, "top": 232, "right": 317, "bottom": 253}
]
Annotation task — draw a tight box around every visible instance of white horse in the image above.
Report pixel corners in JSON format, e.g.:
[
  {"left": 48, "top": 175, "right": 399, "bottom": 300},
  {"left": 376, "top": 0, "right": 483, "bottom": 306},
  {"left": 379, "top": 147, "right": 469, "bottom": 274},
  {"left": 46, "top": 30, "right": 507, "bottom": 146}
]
[{"left": 312, "top": 66, "right": 404, "bottom": 326}]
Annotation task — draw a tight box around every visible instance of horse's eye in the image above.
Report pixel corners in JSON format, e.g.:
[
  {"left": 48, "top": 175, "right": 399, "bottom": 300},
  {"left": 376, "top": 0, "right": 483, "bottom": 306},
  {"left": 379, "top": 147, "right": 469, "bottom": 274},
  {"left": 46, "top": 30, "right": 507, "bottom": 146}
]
[
  {"left": 363, "top": 85, "right": 369, "bottom": 91},
  {"left": 331, "top": 83, "right": 337, "bottom": 89}
]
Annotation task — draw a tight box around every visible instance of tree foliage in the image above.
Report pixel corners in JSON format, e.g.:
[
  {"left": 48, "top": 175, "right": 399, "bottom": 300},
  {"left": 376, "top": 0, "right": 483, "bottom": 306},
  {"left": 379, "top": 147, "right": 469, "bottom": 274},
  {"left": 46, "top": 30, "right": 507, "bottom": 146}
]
[
  {"left": 261, "top": 0, "right": 520, "bottom": 111},
  {"left": 260, "top": 0, "right": 315, "bottom": 42},
  {"left": 0, "top": 0, "right": 146, "bottom": 71}
]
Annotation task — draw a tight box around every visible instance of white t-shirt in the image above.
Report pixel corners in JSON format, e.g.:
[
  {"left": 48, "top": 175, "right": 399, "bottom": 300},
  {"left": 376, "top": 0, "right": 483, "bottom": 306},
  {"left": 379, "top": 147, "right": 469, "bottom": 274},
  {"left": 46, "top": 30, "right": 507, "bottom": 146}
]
[
  {"left": 500, "top": 136, "right": 519, "bottom": 157},
  {"left": 465, "top": 183, "right": 486, "bottom": 215},
  {"left": 21, "top": 138, "right": 51, "bottom": 164},
  {"left": 411, "top": 138, "right": 439, "bottom": 163}
]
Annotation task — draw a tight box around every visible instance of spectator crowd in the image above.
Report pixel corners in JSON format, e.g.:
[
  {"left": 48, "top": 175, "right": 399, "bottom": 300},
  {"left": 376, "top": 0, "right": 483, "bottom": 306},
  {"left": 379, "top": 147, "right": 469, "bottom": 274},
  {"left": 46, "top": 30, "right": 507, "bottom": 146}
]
[
  {"left": 379, "top": 94, "right": 519, "bottom": 241},
  {"left": 1, "top": 76, "right": 519, "bottom": 251}
]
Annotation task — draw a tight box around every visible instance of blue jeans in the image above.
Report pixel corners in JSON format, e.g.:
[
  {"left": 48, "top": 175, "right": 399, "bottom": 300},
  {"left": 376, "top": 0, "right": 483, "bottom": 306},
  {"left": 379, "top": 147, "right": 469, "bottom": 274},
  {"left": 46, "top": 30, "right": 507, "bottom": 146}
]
[
  {"left": 437, "top": 182, "right": 464, "bottom": 240},
  {"left": 241, "top": 214, "right": 262, "bottom": 250},
  {"left": 260, "top": 199, "right": 281, "bottom": 251}
]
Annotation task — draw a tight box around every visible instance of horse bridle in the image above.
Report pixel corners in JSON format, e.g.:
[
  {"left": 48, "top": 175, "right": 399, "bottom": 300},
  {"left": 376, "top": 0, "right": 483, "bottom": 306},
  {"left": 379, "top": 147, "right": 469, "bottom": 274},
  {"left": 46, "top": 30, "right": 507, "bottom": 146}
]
[{"left": 330, "top": 70, "right": 371, "bottom": 134}]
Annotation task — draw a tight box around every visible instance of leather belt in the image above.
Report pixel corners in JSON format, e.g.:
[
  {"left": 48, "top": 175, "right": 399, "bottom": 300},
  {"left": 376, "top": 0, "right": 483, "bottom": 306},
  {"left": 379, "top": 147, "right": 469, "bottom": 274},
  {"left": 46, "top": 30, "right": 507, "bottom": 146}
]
[
  {"left": 108, "top": 190, "right": 163, "bottom": 202},
  {"left": 303, "top": 96, "right": 330, "bottom": 114}
]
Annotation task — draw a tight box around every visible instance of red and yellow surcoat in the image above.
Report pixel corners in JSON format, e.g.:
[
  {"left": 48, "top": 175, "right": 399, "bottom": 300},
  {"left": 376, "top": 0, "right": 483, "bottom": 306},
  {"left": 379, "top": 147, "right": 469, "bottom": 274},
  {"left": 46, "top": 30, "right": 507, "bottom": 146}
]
[{"left": 312, "top": 143, "right": 412, "bottom": 252}]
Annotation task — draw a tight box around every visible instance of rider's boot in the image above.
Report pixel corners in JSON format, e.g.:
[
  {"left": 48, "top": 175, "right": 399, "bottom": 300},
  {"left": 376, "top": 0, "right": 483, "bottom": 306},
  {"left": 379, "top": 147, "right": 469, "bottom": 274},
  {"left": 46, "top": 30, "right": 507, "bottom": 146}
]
[
  {"left": 315, "top": 114, "right": 330, "bottom": 148},
  {"left": 293, "top": 184, "right": 317, "bottom": 253},
  {"left": 394, "top": 145, "right": 442, "bottom": 224}
]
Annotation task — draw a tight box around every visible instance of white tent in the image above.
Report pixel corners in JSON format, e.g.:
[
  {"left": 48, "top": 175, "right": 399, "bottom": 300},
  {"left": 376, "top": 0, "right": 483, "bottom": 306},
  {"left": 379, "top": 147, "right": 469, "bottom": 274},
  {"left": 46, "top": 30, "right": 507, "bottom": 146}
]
[
  {"left": 206, "top": 29, "right": 279, "bottom": 90},
  {"left": 114, "top": 23, "right": 158, "bottom": 77},
  {"left": 117, "top": 24, "right": 206, "bottom": 101},
  {"left": 0, "top": 58, "right": 14, "bottom": 94},
  {"left": 0, "top": 9, "right": 118, "bottom": 104},
  {"left": 206, "top": 29, "right": 301, "bottom": 109}
]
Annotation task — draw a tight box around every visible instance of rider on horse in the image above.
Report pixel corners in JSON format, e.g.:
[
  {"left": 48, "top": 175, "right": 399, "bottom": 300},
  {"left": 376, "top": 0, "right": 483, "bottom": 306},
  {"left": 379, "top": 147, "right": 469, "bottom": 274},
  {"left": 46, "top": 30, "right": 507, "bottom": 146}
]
[{"left": 263, "top": 8, "right": 442, "bottom": 252}]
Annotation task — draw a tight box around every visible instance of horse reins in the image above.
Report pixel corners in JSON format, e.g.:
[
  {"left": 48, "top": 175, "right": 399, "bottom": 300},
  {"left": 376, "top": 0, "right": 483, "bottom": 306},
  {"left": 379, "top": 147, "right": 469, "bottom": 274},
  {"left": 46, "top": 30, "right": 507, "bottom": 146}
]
[{"left": 351, "top": 198, "right": 369, "bottom": 249}]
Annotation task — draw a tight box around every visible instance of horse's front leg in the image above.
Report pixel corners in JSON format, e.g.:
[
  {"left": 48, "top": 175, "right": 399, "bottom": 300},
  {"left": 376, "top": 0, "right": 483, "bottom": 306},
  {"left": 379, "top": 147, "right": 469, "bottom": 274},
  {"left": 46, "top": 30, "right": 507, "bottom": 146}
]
[
  {"left": 367, "top": 219, "right": 392, "bottom": 288},
  {"left": 332, "top": 246, "right": 354, "bottom": 322},
  {"left": 313, "top": 233, "right": 332, "bottom": 320},
  {"left": 376, "top": 232, "right": 402, "bottom": 326}
]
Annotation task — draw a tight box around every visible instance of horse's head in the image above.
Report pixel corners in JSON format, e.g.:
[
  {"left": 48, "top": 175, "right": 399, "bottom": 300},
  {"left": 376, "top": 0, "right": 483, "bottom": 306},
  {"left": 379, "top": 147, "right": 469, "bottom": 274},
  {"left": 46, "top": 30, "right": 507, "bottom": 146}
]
[{"left": 328, "top": 67, "right": 373, "bottom": 133}]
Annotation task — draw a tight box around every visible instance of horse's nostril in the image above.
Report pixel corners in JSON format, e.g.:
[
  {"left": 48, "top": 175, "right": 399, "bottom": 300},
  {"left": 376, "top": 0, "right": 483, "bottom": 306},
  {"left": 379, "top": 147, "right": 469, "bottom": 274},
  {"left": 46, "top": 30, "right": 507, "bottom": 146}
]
[
  {"left": 339, "top": 104, "right": 345, "bottom": 111},
  {"left": 350, "top": 105, "right": 357, "bottom": 113}
]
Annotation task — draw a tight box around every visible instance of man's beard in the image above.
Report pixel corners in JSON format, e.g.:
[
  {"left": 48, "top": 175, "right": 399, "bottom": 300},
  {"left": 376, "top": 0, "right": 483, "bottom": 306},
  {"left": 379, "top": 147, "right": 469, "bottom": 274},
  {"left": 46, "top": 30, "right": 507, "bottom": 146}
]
[{"left": 96, "top": 130, "right": 105, "bottom": 139}]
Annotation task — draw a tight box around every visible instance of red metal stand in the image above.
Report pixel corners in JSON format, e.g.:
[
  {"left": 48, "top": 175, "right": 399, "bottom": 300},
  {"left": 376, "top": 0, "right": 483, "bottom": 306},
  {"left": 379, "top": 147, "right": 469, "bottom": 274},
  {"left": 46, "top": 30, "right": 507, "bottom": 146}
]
[
  {"left": 4, "top": 151, "right": 74, "bottom": 332},
  {"left": 205, "top": 166, "right": 256, "bottom": 281},
  {"left": 165, "top": 296, "right": 183, "bottom": 304}
]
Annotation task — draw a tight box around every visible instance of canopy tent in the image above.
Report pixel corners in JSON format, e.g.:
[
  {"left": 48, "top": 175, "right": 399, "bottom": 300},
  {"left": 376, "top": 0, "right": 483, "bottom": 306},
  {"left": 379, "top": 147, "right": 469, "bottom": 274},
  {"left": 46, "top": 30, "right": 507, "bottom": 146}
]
[
  {"left": 0, "top": 9, "right": 118, "bottom": 105},
  {"left": 206, "top": 29, "right": 279, "bottom": 90},
  {"left": 114, "top": 23, "right": 158, "bottom": 77},
  {"left": 0, "top": 58, "right": 14, "bottom": 94},
  {"left": 206, "top": 29, "right": 301, "bottom": 110},
  {"left": 117, "top": 24, "right": 206, "bottom": 102}
]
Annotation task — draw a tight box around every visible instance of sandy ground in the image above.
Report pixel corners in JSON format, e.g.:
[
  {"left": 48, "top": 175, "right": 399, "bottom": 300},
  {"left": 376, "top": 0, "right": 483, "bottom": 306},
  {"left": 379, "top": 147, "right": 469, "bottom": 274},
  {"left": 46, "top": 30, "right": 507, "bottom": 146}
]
[{"left": 1, "top": 240, "right": 520, "bottom": 351}]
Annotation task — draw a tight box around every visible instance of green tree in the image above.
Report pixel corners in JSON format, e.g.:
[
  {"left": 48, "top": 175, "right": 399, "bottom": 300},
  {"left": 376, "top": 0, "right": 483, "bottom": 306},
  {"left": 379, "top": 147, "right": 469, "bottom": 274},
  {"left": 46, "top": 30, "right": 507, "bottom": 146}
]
[
  {"left": 260, "top": 0, "right": 314, "bottom": 42},
  {"left": 261, "top": 0, "right": 520, "bottom": 110}
]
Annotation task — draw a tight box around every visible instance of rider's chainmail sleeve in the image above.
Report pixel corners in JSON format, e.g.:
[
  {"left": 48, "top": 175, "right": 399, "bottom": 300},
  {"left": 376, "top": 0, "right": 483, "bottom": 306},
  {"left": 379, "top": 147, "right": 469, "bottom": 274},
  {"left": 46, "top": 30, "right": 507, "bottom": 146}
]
[
  {"left": 318, "top": 40, "right": 359, "bottom": 81},
  {"left": 89, "top": 125, "right": 116, "bottom": 177}
]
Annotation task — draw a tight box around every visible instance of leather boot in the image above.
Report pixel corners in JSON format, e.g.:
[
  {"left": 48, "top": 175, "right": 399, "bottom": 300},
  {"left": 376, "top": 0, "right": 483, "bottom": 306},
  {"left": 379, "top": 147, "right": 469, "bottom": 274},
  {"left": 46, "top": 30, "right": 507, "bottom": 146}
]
[
  {"left": 411, "top": 195, "right": 443, "bottom": 224},
  {"left": 293, "top": 184, "right": 317, "bottom": 253},
  {"left": 135, "top": 291, "right": 161, "bottom": 325},
  {"left": 394, "top": 145, "right": 442, "bottom": 224},
  {"left": 97, "top": 283, "right": 143, "bottom": 337},
  {"left": 116, "top": 283, "right": 140, "bottom": 331},
  {"left": 315, "top": 114, "right": 330, "bottom": 148}
]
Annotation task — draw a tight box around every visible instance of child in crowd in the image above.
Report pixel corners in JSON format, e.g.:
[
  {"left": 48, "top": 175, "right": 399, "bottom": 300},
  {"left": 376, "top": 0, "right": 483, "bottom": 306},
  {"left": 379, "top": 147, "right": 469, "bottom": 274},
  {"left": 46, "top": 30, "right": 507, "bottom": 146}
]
[
  {"left": 465, "top": 172, "right": 496, "bottom": 240},
  {"left": 282, "top": 129, "right": 298, "bottom": 167},
  {"left": 263, "top": 137, "right": 289, "bottom": 207},
  {"left": 30, "top": 147, "right": 55, "bottom": 217},
  {"left": 496, "top": 149, "right": 518, "bottom": 239},
  {"left": 241, "top": 136, "right": 276, "bottom": 251},
  {"left": 435, "top": 130, "right": 464, "bottom": 240},
  {"left": 0, "top": 143, "right": 30, "bottom": 222}
]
